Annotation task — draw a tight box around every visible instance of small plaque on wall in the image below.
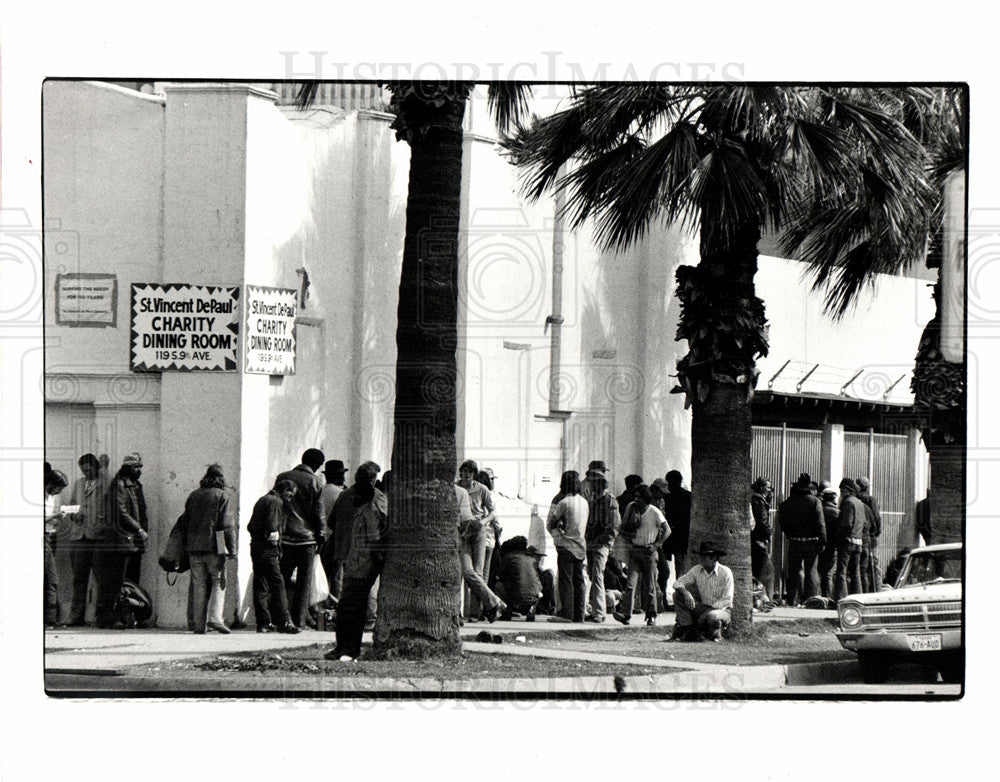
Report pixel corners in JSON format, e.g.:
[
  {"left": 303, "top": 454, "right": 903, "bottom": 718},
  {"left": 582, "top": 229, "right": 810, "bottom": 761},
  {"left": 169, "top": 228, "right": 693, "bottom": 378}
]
[{"left": 55, "top": 273, "right": 117, "bottom": 327}]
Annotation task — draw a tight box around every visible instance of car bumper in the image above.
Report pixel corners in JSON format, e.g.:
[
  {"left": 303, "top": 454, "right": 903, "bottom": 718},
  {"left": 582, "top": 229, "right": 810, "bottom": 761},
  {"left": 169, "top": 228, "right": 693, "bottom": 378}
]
[{"left": 835, "top": 628, "right": 962, "bottom": 653}]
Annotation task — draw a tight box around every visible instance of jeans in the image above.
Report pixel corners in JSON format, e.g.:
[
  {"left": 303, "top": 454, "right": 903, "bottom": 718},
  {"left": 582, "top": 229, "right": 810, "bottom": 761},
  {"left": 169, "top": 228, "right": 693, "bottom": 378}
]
[
  {"left": 463, "top": 534, "right": 489, "bottom": 618},
  {"left": 586, "top": 545, "right": 610, "bottom": 620},
  {"left": 656, "top": 546, "right": 671, "bottom": 605},
  {"left": 44, "top": 534, "right": 59, "bottom": 625},
  {"left": 251, "top": 545, "right": 291, "bottom": 628},
  {"left": 834, "top": 543, "right": 863, "bottom": 602},
  {"left": 335, "top": 571, "right": 378, "bottom": 658},
  {"left": 674, "top": 601, "right": 731, "bottom": 639},
  {"left": 189, "top": 552, "right": 226, "bottom": 631},
  {"left": 92, "top": 548, "right": 127, "bottom": 627},
  {"left": 818, "top": 547, "right": 837, "bottom": 599},
  {"left": 280, "top": 543, "right": 317, "bottom": 627},
  {"left": 622, "top": 546, "right": 659, "bottom": 620},
  {"left": 785, "top": 541, "right": 820, "bottom": 604},
  {"left": 556, "top": 548, "right": 586, "bottom": 622},
  {"left": 460, "top": 537, "right": 502, "bottom": 616},
  {"left": 67, "top": 538, "right": 98, "bottom": 624}
]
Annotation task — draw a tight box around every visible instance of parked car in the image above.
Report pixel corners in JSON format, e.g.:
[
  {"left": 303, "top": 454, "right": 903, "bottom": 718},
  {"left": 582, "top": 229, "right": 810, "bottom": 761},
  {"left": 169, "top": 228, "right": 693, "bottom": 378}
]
[{"left": 835, "top": 543, "right": 962, "bottom": 684}]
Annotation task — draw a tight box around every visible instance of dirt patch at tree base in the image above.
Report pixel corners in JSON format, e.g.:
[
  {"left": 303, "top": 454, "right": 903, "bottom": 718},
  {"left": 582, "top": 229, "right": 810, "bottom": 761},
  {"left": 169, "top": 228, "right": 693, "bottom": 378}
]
[
  {"left": 486, "top": 618, "right": 854, "bottom": 666},
  {"left": 122, "top": 644, "right": 689, "bottom": 682}
]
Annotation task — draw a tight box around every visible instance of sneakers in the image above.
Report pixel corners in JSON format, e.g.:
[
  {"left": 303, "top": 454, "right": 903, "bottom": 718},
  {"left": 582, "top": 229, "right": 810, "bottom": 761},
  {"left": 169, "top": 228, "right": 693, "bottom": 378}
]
[
  {"left": 670, "top": 624, "right": 694, "bottom": 641},
  {"left": 207, "top": 622, "right": 231, "bottom": 634},
  {"left": 485, "top": 603, "right": 507, "bottom": 624},
  {"left": 278, "top": 623, "right": 301, "bottom": 634},
  {"left": 338, "top": 655, "right": 355, "bottom": 662},
  {"left": 323, "top": 648, "right": 355, "bottom": 661},
  {"left": 612, "top": 611, "right": 630, "bottom": 626},
  {"left": 257, "top": 624, "right": 277, "bottom": 634},
  {"left": 645, "top": 616, "right": 657, "bottom": 627},
  {"left": 585, "top": 615, "right": 606, "bottom": 623}
]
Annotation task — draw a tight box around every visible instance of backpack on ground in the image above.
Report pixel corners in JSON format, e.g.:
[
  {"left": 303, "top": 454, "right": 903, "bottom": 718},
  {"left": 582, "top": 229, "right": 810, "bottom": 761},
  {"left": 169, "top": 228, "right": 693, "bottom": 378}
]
[{"left": 117, "top": 580, "right": 154, "bottom": 628}]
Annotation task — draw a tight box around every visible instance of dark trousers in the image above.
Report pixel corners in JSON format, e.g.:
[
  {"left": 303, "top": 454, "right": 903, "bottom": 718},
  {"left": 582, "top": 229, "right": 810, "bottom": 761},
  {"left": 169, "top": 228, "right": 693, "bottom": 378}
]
[
  {"left": 622, "top": 546, "right": 658, "bottom": 619},
  {"left": 252, "top": 546, "right": 291, "bottom": 629},
  {"left": 556, "top": 549, "right": 586, "bottom": 621},
  {"left": 44, "top": 535, "right": 59, "bottom": 625},
  {"left": 656, "top": 546, "right": 671, "bottom": 604},
  {"left": 280, "top": 543, "right": 317, "bottom": 627},
  {"left": 818, "top": 547, "right": 837, "bottom": 599},
  {"left": 125, "top": 550, "right": 142, "bottom": 586},
  {"left": 834, "top": 544, "right": 863, "bottom": 602},
  {"left": 860, "top": 542, "right": 881, "bottom": 592},
  {"left": 785, "top": 541, "right": 820, "bottom": 604},
  {"left": 319, "top": 539, "right": 343, "bottom": 602},
  {"left": 335, "top": 571, "right": 378, "bottom": 659},
  {"left": 92, "top": 548, "right": 128, "bottom": 627},
  {"left": 68, "top": 538, "right": 98, "bottom": 624},
  {"left": 751, "top": 540, "right": 773, "bottom": 601}
]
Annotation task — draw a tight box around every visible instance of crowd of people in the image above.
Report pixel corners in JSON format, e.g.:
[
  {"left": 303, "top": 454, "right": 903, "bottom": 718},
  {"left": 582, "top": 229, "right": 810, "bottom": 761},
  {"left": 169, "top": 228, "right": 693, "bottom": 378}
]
[
  {"left": 750, "top": 472, "right": 886, "bottom": 608},
  {"left": 48, "top": 450, "right": 899, "bottom": 651}
]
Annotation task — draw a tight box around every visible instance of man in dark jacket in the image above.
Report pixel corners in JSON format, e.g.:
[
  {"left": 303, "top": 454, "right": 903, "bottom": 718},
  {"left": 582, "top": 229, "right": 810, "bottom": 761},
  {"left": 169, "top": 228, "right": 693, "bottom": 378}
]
[
  {"left": 856, "top": 476, "right": 882, "bottom": 592},
  {"left": 496, "top": 536, "right": 544, "bottom": 621},
  {"left": 750, "top": 477, "right": 773, "bottom": 605},
  {"left": 183, "top": 464, "right": 237, "bottom": 634},
  {"left": 776, "top": 473, "right": 826, "bottom": 606},
  {"left": 248, "top": 479, "right": 299, "bottom": 633},
  {"left": 275, "top": 448, "right": 326, "bottom": 628},
  {"left": 328, "top": 461, "right": 388, "bottom": 661},
  {"left": 819, "top": 488, "right": 840, "bottom": 599},
  {"left": 582, "top": 468, "right": 621, "bottom": 622},
  {"left": 617, "top": 474, "right": 643, "bottom": 516},
  {"left": 833, "top": 479, "right": 866, "bottom": 601},
  {"left": 94, "top": 453, "right": 149, "bottom": 628},
  {"left": 662, "top": 470, "right": 692, "bottom": 577}
]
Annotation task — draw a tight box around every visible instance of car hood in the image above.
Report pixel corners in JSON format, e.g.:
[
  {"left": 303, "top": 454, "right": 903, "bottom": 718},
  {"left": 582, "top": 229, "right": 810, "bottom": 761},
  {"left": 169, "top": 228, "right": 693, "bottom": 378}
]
[{"left": 840, "top": 582, "right": 962, "bottom": 605}]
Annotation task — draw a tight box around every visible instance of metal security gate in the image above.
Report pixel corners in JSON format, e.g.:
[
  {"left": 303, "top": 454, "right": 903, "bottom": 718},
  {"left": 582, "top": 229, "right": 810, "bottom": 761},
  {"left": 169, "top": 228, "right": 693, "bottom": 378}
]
[
  {"left": 751, "top": 425, "right": 823, "bottom": 599},
  {"left": 844, "top": 430, "right": 909, "bottom": 577}
]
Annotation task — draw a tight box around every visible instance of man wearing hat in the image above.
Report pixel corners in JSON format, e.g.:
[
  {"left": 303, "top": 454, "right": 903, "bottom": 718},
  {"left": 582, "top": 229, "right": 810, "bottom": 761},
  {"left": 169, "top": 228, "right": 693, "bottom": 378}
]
[
  {"left": 582, "top": 464, "right": 621, "bottom": 622},
  {"left": 93, "top": 452, "right": 149, "bottom": 627},
  {"left": 775, "top": 473, "right": 825, "bottom": 606},
  {"left": 671, "top": 541, "right": 734, "bottom": 641},
  {"left": 319, "top": 460, "right": 349, "bottom": 603},
  {"left": 833, "top": 479, "right": 866, "bottom": 601}
]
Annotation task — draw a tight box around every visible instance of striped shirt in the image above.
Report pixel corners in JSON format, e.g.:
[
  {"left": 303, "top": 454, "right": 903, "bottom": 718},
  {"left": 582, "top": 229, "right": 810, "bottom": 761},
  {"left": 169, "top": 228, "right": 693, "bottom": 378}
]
[{"left": 675, "top": 562, "right": 734, "bottom": 610}]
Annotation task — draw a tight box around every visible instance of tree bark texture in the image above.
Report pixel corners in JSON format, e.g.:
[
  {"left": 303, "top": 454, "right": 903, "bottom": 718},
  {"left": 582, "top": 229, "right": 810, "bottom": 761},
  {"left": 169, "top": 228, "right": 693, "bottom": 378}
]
[
  {"left": 911, "top": 286, "right": 966, "bottom": 546},
  {"left": 677, "top": 223, "right": 766, "bottom": 638},
  {"left": 372, "top": 87, "right": 469, "bottom": 658}
]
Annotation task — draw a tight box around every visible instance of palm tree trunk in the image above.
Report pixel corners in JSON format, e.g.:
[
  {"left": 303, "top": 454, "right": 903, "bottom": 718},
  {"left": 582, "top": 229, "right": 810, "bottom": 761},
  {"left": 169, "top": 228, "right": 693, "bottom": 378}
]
[
  {"left": 678, "top": 223, "right": 766, "bottom": 638},
  {"left": 928, "top": 446, "right": 963, "bottom": 544},
  {"left": 372, "top": 87, "right": 468, "bottom": 659}
]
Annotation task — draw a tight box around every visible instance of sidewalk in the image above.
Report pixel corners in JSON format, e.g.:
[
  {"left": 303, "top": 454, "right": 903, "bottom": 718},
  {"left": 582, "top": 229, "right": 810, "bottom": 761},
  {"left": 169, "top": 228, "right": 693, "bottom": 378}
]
[{"left": 43, "top": 605, "right": 834, "bottom": 673}]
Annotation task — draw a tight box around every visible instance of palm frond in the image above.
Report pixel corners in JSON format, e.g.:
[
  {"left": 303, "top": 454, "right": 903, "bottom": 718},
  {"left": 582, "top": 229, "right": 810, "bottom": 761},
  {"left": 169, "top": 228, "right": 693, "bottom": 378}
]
[
  {"left": 295, "top": 81, "right": 320, "bottom": 110},
  {"left": 486, "top": 83, "right": 533, "bottom": 136}
]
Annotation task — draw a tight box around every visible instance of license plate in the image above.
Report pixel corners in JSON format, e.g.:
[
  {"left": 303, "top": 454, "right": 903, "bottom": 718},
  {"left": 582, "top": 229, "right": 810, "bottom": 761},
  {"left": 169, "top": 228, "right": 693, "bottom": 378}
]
[{"left": 907, "top": 634, "right": 942, "bottom": 652}]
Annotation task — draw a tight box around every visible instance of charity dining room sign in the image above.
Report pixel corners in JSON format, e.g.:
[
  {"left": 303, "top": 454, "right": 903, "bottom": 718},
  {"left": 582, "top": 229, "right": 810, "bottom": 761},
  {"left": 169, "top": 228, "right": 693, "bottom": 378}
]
[
  {"left": 130, "top": 283, "right": 240, "bottom": 371},
  {"left": 244, "top": 285, "right": 297, "bottom": 375}
]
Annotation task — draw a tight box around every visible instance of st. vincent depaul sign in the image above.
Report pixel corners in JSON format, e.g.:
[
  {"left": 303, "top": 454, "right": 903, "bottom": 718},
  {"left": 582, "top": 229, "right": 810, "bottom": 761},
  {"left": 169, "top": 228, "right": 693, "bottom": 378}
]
[{"left": 131, "top": 283, "right": 240, "bottom": 372}]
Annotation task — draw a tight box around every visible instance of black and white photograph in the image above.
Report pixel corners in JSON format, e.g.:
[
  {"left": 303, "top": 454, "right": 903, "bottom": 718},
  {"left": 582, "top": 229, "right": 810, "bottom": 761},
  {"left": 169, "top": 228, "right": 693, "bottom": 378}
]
[{"left": 1, "top": 2, "right": 995, "bottom": 779}]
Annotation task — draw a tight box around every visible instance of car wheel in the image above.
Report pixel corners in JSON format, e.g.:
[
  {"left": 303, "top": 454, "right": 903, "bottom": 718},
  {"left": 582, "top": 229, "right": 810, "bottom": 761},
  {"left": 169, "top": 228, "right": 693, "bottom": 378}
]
[{"left": 857, "top": 652, "right": 890, "bottom": 684}]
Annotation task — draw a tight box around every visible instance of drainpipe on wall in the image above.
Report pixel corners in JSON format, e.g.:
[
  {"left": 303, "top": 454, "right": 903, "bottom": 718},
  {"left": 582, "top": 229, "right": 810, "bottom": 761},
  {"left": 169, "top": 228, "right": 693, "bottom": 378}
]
[{"left": 547, "top": 183, "right": 566, "bottom": 414}]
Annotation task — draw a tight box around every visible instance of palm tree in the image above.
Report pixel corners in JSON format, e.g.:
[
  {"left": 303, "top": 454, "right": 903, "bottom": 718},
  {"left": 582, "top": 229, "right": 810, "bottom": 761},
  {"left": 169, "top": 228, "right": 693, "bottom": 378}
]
[
  {"left": 297, "top": 82, "right": 529, "bottom": 658},
  {"left": 907, "top": 89, "right": 966, "bottom": 545},
  {"left": 505, "top": 86, "right": 937, "bottom": 636}
]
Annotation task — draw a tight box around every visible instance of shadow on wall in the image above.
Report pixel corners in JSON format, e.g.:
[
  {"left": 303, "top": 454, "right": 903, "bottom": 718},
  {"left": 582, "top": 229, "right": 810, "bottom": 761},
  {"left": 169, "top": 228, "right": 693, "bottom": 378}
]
[{"left": 260, "top": 113, "right": 406, "bottom": 490}]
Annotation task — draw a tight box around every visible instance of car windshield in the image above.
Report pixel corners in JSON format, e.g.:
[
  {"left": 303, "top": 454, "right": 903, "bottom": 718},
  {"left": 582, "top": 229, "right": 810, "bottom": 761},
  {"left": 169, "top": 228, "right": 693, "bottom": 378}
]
[{"left": 898, "top": 549, "right": 963, "bottom": 587}]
